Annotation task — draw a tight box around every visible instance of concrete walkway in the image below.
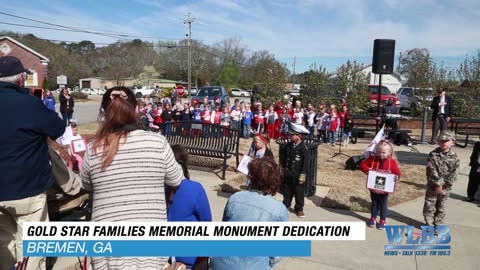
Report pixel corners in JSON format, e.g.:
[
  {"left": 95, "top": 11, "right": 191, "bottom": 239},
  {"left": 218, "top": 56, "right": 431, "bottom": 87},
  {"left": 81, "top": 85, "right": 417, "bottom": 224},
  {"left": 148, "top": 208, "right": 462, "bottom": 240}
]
[
  {"left": 52, "top": 141, "right": 480, "bottom": 270},
  {"left": 191, "top": 142, "right": 479, "bottom": 270}
]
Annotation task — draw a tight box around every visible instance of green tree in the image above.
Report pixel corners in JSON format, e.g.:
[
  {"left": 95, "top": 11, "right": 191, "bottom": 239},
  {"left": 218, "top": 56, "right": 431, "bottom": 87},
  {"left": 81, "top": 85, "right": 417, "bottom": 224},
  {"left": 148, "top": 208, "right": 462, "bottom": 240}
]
[
  {"left": 334, "top": 60, "right": 369, "bottom": 114},
  {"left": 457, "top": 51, "right": 480, "bottom": 100},
  {"left": 398, "top": 48, "right": 435, "bottom": 88},
  {"left": 300, "top": 63, "right": 331, "bottom": 105},
  {"left": 255, "top": 60, "right": 288, "bottom": 106},
  {"left": 65, "top": 40, "right": 96, "bottom": 55},
  {"left": 136, "top": 65, "right": 160, "bottom": 87},
  {"left": 453, "top": 51, "right": 480, "bottom": 117},
  {"left": 41, "top": 77, "right": 49, "bottom": 90},
  {"left": 216, "top": 60, "right": 239, "bottom": 88}
]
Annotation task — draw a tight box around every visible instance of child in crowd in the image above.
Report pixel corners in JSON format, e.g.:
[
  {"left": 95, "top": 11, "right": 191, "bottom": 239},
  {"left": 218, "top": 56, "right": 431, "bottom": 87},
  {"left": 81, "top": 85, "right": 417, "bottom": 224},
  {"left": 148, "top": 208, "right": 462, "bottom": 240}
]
[
  {"left": 293, "top": 107, "right": 304, "bottom": 125},
  {"left": 316, "top": 107, "right": 328, "bottom": 143},
  {"left": 423, "top": 131, "right": 460, "bottom": 235},
  {"left": 146, "top": 103, "right": 160, "bottom": 131},
  {"left": 306, "top": 105, "right": 316, "bottom": 139},
  {"left": 161, "top": 103, "right": 173, "bottom": 135},
  {"left": 342, "top": 114, "right": 352, "bottom": 147},
  {"left": 43, "top": 90, "right": 56, "bottom": 111},
  {"left": 242, "top": 103, "right": 254, "bottom": 139},
  {"left": 278, "top": 107, "right": 291, "bottom": 138},
  {"left": 328, "top": 107, "right": 339, "bottom": 146},
  {"left": 67, "top": 121, "right": 84, "bottom": 172},
  {"left": 254, "top": 103, "right": 265, "bottom": 133},
  {"left": 360, "top": 140, "right": 401, "bottom": 230},
  {"left": 201, "top": 104, "right": 213, "bottom": 135},
  {"left": 230, "top": 104, "right": 242, "bottom": 129},
  {"left": 181, "top": 101, "right": 193, "bottom": 136},
  {"left": 265, "top": 105, "right": 277, "bottom": 139},
  {"left": 191, "top": 102, "right": 202, "bottom": 137},
  {"left": 221, "top": 106, "right": 232, "bottom": 137},
  {"left": 153, "top": 103, "right": 163, "bottom": 126}
]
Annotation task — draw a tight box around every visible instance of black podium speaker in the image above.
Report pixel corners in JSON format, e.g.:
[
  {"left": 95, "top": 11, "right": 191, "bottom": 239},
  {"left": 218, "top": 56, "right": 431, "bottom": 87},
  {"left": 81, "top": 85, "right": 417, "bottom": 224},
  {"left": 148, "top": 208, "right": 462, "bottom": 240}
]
[{"left": 372, "top": 39, "right": 395, "bottom": 74}]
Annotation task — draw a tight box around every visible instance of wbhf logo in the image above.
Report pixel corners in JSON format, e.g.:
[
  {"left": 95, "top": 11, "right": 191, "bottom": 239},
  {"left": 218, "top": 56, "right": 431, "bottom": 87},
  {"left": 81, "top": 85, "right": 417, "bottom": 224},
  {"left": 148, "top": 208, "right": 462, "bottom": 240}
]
[{"left": 384, "top": 225, "right": 451, "bottom": 257}]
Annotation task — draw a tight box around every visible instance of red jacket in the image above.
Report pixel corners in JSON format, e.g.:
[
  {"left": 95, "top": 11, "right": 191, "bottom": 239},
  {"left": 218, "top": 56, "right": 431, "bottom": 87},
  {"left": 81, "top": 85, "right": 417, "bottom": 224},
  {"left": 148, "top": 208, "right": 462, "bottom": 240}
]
[{"left": 360, "top": 156, "right": 401, "bottom": 194}]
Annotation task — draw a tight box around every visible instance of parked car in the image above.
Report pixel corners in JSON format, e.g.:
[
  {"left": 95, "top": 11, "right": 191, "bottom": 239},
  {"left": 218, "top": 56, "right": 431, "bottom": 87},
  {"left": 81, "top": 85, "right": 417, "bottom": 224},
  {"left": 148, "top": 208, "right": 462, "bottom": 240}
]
[
  {"left": 132, "top": 87, "right": 155, "bottom": 98},
  {"left": 80, "top": 88, "right": 95, "bottom": 95},
  {"left": 192, "top": 86, "right": 229, "bottom": 107},
  {"left": 397, "top": 87, "right": 434, "bottom": 113},
  {"left": 367, "top": 85, "right": 401, "bottom": 113},
  {"left": 231, "top": 88, "right": 250, "bottom": 97},
  {"left": 189, "top": 87, "right": 197, "bottom": 95}
]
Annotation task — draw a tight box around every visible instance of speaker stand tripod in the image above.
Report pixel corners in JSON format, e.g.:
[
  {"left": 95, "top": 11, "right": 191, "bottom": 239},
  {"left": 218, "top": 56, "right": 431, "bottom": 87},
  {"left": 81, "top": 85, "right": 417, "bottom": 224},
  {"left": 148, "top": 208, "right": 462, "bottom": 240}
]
[{"left": 330, "top": 132, "right": 351, "bottom": 158}]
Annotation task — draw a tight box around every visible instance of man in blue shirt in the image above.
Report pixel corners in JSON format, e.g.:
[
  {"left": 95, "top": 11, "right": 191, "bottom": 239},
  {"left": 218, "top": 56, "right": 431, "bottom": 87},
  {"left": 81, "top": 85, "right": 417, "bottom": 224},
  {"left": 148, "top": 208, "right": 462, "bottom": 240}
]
[{"left": 0, "top": 56, "right": 65, "bottom": 270}]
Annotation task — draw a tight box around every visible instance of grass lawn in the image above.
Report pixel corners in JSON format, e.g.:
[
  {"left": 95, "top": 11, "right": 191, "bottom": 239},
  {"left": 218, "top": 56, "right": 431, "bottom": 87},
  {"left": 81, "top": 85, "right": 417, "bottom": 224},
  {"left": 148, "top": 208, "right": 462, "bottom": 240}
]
[{"left": 224, "top": 137, "right": 426, "bottom": 213}]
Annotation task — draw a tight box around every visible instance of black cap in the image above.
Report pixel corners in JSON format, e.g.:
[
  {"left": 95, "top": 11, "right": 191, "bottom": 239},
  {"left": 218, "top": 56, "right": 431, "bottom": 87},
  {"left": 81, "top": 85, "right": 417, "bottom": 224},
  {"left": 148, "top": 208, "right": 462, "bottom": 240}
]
[{"left": 0, "top": 56, "right": 32, "bottom": 78}]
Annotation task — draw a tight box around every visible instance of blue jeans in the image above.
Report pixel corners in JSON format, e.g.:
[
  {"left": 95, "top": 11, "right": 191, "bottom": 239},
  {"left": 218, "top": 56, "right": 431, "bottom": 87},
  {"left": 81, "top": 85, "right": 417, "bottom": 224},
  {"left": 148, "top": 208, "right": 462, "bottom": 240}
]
[
  {"left": 243, "top": 123, "right": 251, "bottom": 138},
  {"left": 328, "top": 131, "right": 336, "bottom": 144},
  {"left": 61, "top": 112, "right": 73, "bottom": 126},
  {"left": 370, "top": 192, "right": 389, "bottom": 221},
  {"left": 164, "top": 121, "right": 172, "bottom": 136}
]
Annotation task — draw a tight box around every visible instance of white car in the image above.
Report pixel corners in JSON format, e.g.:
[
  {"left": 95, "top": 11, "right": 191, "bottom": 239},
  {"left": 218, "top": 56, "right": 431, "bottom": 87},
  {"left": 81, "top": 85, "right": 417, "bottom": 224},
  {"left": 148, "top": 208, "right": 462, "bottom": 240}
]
[
  {"left": 189, "top": 87, "right": 198, "bottom": 95},
  {"left": 80, "top": 88, "right": 96, "bottom": 95},
  {"left": 231, "top": 88, "right": 250, "bottom": 97}
]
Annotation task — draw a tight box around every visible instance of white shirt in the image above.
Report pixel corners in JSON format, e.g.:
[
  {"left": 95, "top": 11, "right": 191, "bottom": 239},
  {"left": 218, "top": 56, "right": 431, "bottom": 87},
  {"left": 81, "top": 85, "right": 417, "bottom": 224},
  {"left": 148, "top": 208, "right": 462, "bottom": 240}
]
[{"left": 440, "top": 95, "right": 445, "bottom": 114}]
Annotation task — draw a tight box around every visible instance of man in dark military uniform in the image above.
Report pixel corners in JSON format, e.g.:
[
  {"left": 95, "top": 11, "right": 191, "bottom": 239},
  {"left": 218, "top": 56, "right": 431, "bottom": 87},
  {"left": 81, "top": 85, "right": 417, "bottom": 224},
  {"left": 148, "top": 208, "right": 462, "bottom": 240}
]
[
  {"left": 280, "top": 123, "right": 310, "bottom": 218},
  {"left": 423, "top": 130, "right": 460, "bottom": 234}
]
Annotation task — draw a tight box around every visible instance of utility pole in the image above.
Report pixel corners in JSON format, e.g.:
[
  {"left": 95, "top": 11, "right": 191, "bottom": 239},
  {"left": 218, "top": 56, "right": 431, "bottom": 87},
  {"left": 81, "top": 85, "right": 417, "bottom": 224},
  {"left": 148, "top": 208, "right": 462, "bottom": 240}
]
[
  {"left": 184, "top": 13, "right": 194, "bottom": 97},
  {"left": 292, "top": 56, "right": 296, "bottom": 89}
]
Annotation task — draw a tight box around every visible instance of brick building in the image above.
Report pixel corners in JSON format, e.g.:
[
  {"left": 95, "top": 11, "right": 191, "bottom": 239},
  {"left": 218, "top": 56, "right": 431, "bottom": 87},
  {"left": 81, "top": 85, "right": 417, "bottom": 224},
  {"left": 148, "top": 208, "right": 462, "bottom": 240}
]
[{"left": 0, "top": 36, "right": 49, "bottom": 89}]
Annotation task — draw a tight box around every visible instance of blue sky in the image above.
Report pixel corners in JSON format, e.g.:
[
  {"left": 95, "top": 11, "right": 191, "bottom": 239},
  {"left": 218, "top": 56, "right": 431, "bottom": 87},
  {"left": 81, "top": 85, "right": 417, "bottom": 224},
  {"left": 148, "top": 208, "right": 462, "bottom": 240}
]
[{"left": 2, "top": 0, "right": 479, "bottom": 73}]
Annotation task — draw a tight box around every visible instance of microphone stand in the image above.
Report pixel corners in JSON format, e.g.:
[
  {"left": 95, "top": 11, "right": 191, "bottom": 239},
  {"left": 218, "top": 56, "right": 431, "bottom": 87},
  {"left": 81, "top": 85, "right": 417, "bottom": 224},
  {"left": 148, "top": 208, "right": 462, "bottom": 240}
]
[{"left": 331, "top": 115, "right": 350, "bottom": 158}]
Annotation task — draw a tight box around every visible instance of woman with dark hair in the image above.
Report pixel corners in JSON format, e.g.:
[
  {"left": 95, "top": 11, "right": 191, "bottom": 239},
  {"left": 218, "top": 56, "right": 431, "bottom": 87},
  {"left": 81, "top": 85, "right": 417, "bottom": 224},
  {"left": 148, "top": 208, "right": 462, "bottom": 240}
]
[
  {"left": 164, "top": 144, "right": 212, "bottom": 269},
  {"left": 59, "top": 87, "right": 74, "bottom": 125},
  {"left": 80, "top": 86, "right": 183, "bottom": 270},
  {"left": 211, "top": 157, "right": 288, "bottom": 270}
]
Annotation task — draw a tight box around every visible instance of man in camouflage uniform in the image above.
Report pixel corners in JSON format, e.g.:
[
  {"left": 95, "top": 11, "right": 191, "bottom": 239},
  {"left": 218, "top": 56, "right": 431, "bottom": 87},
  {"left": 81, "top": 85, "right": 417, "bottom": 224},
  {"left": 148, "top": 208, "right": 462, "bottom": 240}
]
[
  {"left": 423, "top": 130, "right": 460, "bottom": 233},
  {"left": 280, "top": 123, "right": 310, "bottom": 218}
]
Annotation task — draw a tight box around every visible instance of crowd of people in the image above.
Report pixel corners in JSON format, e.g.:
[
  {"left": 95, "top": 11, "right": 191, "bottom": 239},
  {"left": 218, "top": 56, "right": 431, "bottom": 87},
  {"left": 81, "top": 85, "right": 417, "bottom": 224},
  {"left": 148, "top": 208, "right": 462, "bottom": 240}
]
[
  {"left": 136, "top": 94, "right": 354, "bottom": 151},
  {"left": 1, "top": 56, "right": 479, "bottom": 270}
]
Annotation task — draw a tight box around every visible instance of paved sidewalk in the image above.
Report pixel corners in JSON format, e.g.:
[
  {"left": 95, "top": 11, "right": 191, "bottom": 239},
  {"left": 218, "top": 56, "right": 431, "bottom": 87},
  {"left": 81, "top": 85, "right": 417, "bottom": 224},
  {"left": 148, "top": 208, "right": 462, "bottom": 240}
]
[
  {"left": 52, "top": 142, "right": 480, "bottom": 270},
  {"left": 191, "top": 142, "right": 479, "bottom": 270}
]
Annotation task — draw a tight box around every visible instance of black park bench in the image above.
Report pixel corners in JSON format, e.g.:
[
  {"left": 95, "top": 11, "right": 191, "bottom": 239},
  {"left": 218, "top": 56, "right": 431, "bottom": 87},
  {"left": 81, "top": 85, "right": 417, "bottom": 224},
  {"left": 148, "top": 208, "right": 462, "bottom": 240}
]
[
  {"left": 351, "top": 115, "right": 379, "bottom": 144},
  {"left": 450, "top": 118, "right": 480, "bottom": 148},
  {"left": 157, "top": 121, "right": 241, "bottom": 179}
]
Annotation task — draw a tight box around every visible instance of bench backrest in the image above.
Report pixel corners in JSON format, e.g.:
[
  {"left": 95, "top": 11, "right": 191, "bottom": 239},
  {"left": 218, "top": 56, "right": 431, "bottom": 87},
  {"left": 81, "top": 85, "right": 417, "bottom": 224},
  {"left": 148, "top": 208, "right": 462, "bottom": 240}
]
[{"left": 156, "top": 121, "right": 240, "bottom": 156}]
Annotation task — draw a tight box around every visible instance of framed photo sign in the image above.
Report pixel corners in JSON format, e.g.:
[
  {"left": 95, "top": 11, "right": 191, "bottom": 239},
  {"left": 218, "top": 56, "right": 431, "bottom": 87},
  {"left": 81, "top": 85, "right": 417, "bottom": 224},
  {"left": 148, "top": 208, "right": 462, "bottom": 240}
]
[
  {"left": 237, "top": 155, "right": 252, "bottom": 175},
  {"left": 366, "top": 170, "right": 397, "bottom": 193},
  {"left": 71, "top": 139, "right": 87, "bottom": 153}
]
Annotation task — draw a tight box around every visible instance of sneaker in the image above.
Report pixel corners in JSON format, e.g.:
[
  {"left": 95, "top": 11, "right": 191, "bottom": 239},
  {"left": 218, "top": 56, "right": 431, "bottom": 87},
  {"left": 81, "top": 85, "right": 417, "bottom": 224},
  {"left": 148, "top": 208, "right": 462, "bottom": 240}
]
[
  {"left": 296, "top": 211, "right": 305, "bottom": 218},
  {"left": 366, "top": 218, "right": 376, "bottom": 228},
  {"left": 377, "top": 220, "right": 386, "bottom": 230}
]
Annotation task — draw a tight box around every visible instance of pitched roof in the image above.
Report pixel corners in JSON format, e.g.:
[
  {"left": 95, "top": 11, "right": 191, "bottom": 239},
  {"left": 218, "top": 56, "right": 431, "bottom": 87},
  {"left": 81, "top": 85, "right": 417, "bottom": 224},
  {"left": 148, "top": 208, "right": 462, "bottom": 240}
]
[{"left": 0, "top": 36, "right": 50, "bottom": 62}]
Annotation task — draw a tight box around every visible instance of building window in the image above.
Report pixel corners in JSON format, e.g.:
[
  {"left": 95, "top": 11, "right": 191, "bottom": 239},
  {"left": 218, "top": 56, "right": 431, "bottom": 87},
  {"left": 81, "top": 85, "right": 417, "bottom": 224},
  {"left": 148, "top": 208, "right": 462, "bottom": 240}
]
[{"left": 25, "top": 71, "right": 38, "bottom": 87}]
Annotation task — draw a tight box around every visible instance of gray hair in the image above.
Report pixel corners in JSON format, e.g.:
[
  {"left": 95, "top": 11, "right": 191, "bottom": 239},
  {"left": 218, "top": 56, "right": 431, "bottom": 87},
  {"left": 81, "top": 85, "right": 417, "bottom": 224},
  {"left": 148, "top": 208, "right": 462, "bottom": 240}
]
[{"left": 0, "top": 73, "right": 22, "bottom": 84}]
